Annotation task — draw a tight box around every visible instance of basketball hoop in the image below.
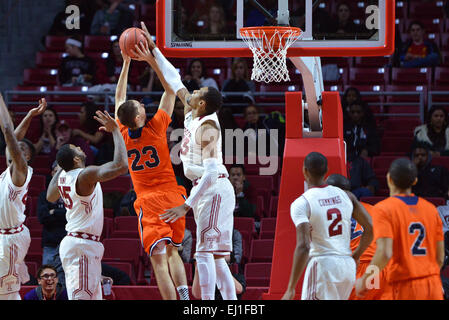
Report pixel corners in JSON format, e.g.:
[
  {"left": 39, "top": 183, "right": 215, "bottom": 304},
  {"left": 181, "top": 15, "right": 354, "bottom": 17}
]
[{"left": 240, "top": 26, "right": 303, "bottom": 83}]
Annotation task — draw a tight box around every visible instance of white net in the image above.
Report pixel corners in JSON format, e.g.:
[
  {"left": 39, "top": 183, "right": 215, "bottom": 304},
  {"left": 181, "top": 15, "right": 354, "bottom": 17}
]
[{"left": 240, "top": 27, "right": 303, "bottom": 83}]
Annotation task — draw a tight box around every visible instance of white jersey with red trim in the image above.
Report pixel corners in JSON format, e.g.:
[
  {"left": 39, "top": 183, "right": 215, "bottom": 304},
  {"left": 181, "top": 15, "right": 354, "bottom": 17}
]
[
  {"left": 58, "top": 168, "right": 103, "bottom": 237},
  {"left": 290, "top": 185, "right": 353, "bottom": 257},
  {"left": 180, "top": 111, "right": 228, "bottom": 181},
  {"left": 0, "top": 166, "right": 33, "bottom": 229}
]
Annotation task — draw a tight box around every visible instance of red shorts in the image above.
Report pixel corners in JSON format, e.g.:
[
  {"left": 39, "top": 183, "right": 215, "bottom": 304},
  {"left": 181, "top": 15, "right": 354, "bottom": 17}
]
[
  {"left": 349, "top": 260, "right": 389, "bottom": 300},
  {"left": 134, "top": 189, "right": 186, "bottom": 256},
  {"left": 388, "top": 275, "right": 444, "bottom": 300}
]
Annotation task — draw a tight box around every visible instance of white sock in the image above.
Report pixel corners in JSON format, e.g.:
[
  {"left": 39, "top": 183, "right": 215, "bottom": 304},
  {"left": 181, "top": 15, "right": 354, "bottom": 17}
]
[
  {"left": 177, "top": 285, "right": 190, "bottom": 300},
  {"left": 214, "top": 258, "right": 237, "bottom": 300},
  {"left": 195, "top": 252, "right": 216, "bottom": 300}
]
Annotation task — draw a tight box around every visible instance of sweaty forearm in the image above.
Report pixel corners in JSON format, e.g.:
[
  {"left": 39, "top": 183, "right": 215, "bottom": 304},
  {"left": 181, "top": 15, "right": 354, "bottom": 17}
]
[
  {"left": 111, "top": 128, "right": 128, "bottom": 172},
  {"left": 115, "top": 60, "right": 130, "bottom": 116}
]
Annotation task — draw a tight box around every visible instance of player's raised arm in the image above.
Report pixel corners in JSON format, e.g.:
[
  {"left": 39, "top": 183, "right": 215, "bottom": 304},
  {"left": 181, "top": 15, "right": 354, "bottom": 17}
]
[
  {"left": 115, "top": 51, "right": 131, "bottom": 120},
  {"left": 346, "top": 190, "right": 374, "bottom": 262},
  {"left": 131, "top": 32, "right": 177, "bottom": 117},
  {"left": 139, "top": 21, "right": 193, "bottom": 116},
  {"left": 160, "top": 121, "right": 220, "bottom": 223},
  {"left": 77, "top": 110, "right": 128, "bottom": 193},
  {"left": 0, "top": 93, "right": 28, "bottom": 187},
  {"left": 46, "top": 166, "right": 63, "bottom": 203},
  {"left": 14, "top": 98, "right": 47, "bottom": 141}
]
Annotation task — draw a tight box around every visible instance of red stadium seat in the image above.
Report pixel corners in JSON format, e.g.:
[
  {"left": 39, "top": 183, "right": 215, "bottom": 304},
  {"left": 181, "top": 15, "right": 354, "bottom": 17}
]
[
  {"left": 408, "top": 1, "right": 445, "bottom": 19},
  {"left": 101, "top": 217, "right": 113, "bottom": 240},
  {"left": 249, "top": 239, "right": 274, "bottom": 262},
  {"left": 321, "top": 57, "right": 351, "bottom": 68},
  {"left": 258, "top": 84, "right": 300, "bottom": 103},
  {"left": 390, "top": 67, "right": 432, "bottom": 86},
  {"left": 140, "top": 3, "right": 156, "bottom": 20},
  {"left": 102, "top": 238, "right": 143, "bottom": 268},
  {"left": 402, "top": 18, "right": 443, "bottom": 35},
  {"left": 11, "top": 85, "right": 52, "bottom": 103},
  {"left": 348, "top": 67, "right": 387, "bottom": 86},
  {"left": 104, "top": 209, "right": 114, "bottom": 219},
  {"left": 45, "top": 36, "right": 70, "bottom": 52},
  {"left": 111, "top": 216, "right": 139, "bottom": 239},
  {"left": 35, "top": 51, "right": 65, "bottom": 68},
  {"left": 245, "top": 175, "right": 275, "bottom": 195},
  {"left": 234, "top": 217, "right": 257, "bottom": 240},
  {"left": 433, "top": 67, "right": 449, "bottom": 87},
  {"left": 103, "top": 261, "right": 136, "bottom": 285},
  {"left": 425, "top": 197, "right": 446, "bottom": 207},
  {"left": 25, "top": 237, "right": 42, "bottom": 265},
  {"left": 380, "top": 137, "right": 413, "bottom": 155},
  {"left": 100, "top": 175, "right": 132, "bottom": 194},
  {"left": 268, "top": 196, "right": 278, "bottom": 217},
  {"left": 371, "top": 155, "right": 402, "bottom": 176},
  {"left": 385, "top": 84, "right": 427, "bottom": 104},
  {"left": 23, "top": 68, "right": 58, "bottom": 86},
  {"left": 84, "top": 35, "right": 112, "bottom": 53},
  {"left": 360, "top": 196, "right": 386, "bottom": 205},
  {"left": 431, "top": 157, "right": 449, "bottom": 171},
  {"left": 25, "top": 216, "right": 42, "bottom": 238},
  {"left": 25, "top": 261, "right": 39, "bottom": 279},
  {"left": 353, "top": 56, "right": 391, "bottom": 68},
  {"left": 259, "top": 218, "right": 276, "bottom": 239},
  {"left": 29, "top": 175, "right": 46, "bottom": 197},
  {"left": 244, "top": 262, "right": 272, "bottom": 286},
  {"left": 50, "top": 86, "right": 88, "bottom": 102}
]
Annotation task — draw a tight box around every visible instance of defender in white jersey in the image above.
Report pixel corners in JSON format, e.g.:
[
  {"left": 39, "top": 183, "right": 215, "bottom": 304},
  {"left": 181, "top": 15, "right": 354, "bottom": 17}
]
[
  {"left": 0, "top": 94, "right": 44, "bottom": 300},
  {"left": 282, "top": 152, "right": 373, "bottom": 300},
  {"left": 47, "top": 111, "right": 127, "bottom": 300}
]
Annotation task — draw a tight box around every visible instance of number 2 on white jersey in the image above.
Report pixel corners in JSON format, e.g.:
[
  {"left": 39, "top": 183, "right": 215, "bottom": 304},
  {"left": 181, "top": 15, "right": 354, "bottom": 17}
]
[{"left": 327, "top": 208, "right": 343, "bottom": 237}]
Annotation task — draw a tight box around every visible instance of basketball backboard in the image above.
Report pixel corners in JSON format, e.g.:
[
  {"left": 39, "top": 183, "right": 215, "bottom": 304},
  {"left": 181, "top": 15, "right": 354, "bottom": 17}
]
[{"left": 156, "top": 0, "right": 395, "bottom": 57}]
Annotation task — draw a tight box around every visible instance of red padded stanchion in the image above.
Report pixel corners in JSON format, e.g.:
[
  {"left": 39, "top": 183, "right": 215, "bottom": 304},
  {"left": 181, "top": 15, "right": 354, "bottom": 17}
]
[{"left": 262, "top": 91, "right": 346, "bottom": 299}]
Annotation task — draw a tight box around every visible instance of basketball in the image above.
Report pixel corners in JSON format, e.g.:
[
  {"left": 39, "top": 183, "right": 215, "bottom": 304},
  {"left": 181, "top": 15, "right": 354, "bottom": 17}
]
[{"left": 119, "top": 27, "right": 148, "bottom": 59}]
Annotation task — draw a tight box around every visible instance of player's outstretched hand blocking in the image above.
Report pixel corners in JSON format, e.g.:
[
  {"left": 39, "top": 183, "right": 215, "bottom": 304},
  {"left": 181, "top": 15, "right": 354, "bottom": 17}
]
[
  {"left": 94, "top": 110, "right": 119, "bottom": 133},
  {"left": 29, "top": 98, "right": 47, "bottom": 118},
  {"left": 160, "top": 204, "right": 188, "bottom": 223}
]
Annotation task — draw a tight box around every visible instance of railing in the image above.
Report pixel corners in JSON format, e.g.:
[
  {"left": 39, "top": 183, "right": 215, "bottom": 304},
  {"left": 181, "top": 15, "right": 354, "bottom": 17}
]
[
  {"left": 2, "top": 89, "right": 429, "bottom": 123},
  {"left": 427, "top": 91, "right": 449, "bottom": 112}
]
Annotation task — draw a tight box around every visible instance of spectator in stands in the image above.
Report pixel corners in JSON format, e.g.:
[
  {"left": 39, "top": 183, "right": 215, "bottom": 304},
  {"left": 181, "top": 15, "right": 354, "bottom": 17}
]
[
  {"left": 341, "top": 87, "right": 362, "bottom": 118},
  {"left": 119, "top": 187, "right": 137, "bottom": 216},
  {"left": 23, "top": 265, "right": 68, "bottom": 300},
  {"left": 178, "top": 228, "right": 193, "bottom": 263},
  {"left": 182, "top": 58, "right": 219, "bottom": 92},
  {"left": 222, "top": 58, "right": 255, "bottom": 111},
  {"left": 59, "top": 36, "right": 96, "bottom": 87},
  {"left": 37, "top": 162, "right": 67, "bottom": 267},
  {"left": 218, "top": 107, "right": 239, "bottom": 156},
  {"left": 230, "top": 228, "right": 243, "bottom": 268},
  {"left": 344, "top": 101, "right": 381, "bottom": 159},
  {"left": 34, "top": 108, "right": 59, "bottom": 155},
  {"left": 229, "top": 164, "right": 258, "bottom": 220},
  {"left": 52, "top": 120, "right": 94, "bottom": 165},
  {"left": 399, "top": 21, "right": 441, "bottom": 68},
  {"left": 71, "top": 101, "right": 106, "bottom": 156},
  {"left": 203, "top": 2, "right": 233, "bottom": 39},
  {"left": 291, "top": 0, "right": 334, "bottom": 37},
  {"left": 90, "top": 0, "right": 134, "bottom": 36},
  {"left": 411, "top": 142, "right": 449, "bottom": 199},
  {"left": 413, "top": 106, "right": 449, "bottom": 157},
  {"left": 347, "top": 155, "right": 379, "bottom": 198},
  {"left": 329, "top": 2, "right": 365, "bottom": 38},
  {"left": 170, "top": 99, "right": 185, "bottom": 131}
]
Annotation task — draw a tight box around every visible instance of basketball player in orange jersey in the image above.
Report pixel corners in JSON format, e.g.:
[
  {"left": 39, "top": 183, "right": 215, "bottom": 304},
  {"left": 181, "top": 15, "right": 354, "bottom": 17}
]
[
  {"left": 355, "top": 158, "right": 445, "bottom": 300},
  {"left": 114, "top": 28, "right": 190, "bottom": 300},
  {"left": 326, "top": 174, "right": 387, "bottom": 300},
  {"left": 131, "top": 23, "right": 238, "bottom": 300}
]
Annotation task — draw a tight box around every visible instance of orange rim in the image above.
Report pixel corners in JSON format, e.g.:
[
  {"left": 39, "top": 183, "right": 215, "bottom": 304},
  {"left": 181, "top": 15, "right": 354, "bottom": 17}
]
[{"left": 239, "top": 26, "right": 302, "bottom": 38}]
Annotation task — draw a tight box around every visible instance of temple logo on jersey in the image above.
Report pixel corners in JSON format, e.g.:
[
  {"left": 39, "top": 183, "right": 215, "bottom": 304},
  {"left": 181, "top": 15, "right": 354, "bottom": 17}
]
[
  {"left": 318, "top": 196, "right": 342, "bottom": 207},
  {"left": 59, "top": 177, "right": 66, "bottom": 184},
  {"left": 8, "top": 185, "right": 21, "bottom": 202},
  {"left": 80, "top": 193, "right": 96, "bottom": 215}
]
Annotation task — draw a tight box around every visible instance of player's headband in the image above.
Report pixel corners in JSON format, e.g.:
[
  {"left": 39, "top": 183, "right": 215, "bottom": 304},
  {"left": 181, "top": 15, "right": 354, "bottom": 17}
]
[{"left": 66, "top": 38, "right": 82, "bottom": 48}]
